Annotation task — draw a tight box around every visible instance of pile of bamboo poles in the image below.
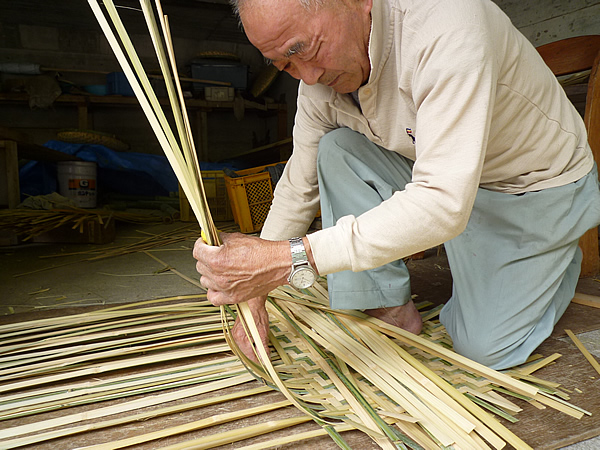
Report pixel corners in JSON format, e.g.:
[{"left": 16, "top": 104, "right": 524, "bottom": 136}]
[{"left": 0, "top": 287, "right": 588, "bottom": 449}]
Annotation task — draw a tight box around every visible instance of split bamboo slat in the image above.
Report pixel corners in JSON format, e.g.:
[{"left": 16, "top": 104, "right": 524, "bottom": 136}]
[
  {"left": 0, "top": 1, "right": 573, "bottom": 448},
  {"left": 565, "top": 329, "right": 600, "bottom": 376}
]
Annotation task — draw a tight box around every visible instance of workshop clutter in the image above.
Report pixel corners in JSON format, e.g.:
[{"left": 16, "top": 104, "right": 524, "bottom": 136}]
[
  {"left": 224, "top": 161, "right": 286, "bottom": 233},
  {"left": 179, "top": 170, "right": 234, "bottom": 223}
]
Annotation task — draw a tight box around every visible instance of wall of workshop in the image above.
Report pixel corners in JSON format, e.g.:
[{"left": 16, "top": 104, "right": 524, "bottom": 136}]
[
  {"left": 493, "top": 0, "right": 600, "bottom": 46},
  {"left": 0, "top": 1, "right": 282, "bottom": 164}
]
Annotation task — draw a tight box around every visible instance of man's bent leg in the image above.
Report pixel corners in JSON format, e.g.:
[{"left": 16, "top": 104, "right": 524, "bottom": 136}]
[
  {"left": 317, "top": 128, "right": 415, "bottom": 312},
  {"left": 441, "top": 167, "right": 600, "bottom": 370}
]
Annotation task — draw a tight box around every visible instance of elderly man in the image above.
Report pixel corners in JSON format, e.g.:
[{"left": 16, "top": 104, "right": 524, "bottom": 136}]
[{"left": 193, "top": 0, "right": 600, "bottom": 370}]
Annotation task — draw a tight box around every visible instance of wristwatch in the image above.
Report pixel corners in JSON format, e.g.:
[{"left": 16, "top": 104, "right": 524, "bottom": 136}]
[{"left": 287, "top": 237, "right": 317, "bottom": 289}]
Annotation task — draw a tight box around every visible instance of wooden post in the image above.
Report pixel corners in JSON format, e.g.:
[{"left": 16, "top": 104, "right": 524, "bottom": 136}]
[
  {"left": 0, "top": 140, "right": 20, "bottom": 208},
  {"left": 195, "top": 110, "right": 209, "bottom": 162},
  {"left": 580, "top": 51, "right": 600, "bottom": 278},
  {"left": 77, "top": 103, "right": 91, "bottom": 130}
]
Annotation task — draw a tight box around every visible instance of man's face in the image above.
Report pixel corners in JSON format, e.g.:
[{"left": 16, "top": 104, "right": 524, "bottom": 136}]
[{"left": 241, "top": 0, "right": 372, "bottom": 94}]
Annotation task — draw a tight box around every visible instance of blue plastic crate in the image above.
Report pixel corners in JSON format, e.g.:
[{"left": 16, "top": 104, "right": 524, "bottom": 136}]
[{"left": 106, "top": 72, "right": 135, "bottom": 97}]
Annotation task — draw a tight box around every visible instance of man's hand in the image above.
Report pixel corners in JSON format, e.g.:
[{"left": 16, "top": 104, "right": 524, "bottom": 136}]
[
  {"left": 230, "top": 296, "right": 270, "bottom": 363},
  {"left": 193, "top": 232, "right": 291, "bottom": 306}
]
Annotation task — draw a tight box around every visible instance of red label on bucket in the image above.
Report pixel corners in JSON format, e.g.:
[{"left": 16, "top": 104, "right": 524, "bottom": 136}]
[{"left": 68, "top": 179, "right": 96, "bottom": 190}]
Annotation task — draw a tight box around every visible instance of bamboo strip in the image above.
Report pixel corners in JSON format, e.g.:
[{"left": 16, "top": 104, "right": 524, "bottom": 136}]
[
  {"left": 0, "top": 360, "right": 245, "bottom": 419},
  {"left": 0, "top": 333, "right": 227, "bottom": 380},
  {"left": 342, "top": 320, "right": 519, "bottom": 449},
  {"left": 351, "top": 322, "right": 480, "bottom": 434},
  {"left": 76, "top": 400, "right": 293, "bottom": 450},
  {"left": 0, "top": 356, "right": 239, "bottom": 410},
  {"left": 0, "top": 310, "right": 219, "bottom": 353},
  {"left": 234, "top": 423, "right": 355, "bottom": 450},
  {"left": 0, "top": 346, "right": 226, "bottom": 395},
  {"left": 0, "top": 321, "right": 222, "bottom": 365},
  {"left": 267, "top": 302, "right": 403, "bottom": 449},
  {"left": 0, "top": 373, "right": 256, "bottom": 441},
  {"left": 88, "top": 0, "right": 215, "bottom": 243},
  {"left": 143, "top": 250, "right": 204, "bottom": 288},
  {"left": 232, "top": 302, "right": 332, "bottom": 425},
  {"left": 0, "top": 385, "right": 271, "bottom": 449},
  {"left": 158, "top": 415, "right": 314, "bottom": 450},
  {"left": 0, "top": 295, "right": 210, "bottom": 335},
  {"left": 288, "top": 324, "right": 397, "bottom": 449},
  {"left": 565, "top": 328, "right": 600, "bottom": 376},
  {"left": 514, "top": 353, "right": 562, "bottom": 376}
]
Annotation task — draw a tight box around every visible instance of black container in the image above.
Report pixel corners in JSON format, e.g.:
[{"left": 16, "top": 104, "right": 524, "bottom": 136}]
[{"left": 191, "top": 59, "right": 248, "bottom": 92}]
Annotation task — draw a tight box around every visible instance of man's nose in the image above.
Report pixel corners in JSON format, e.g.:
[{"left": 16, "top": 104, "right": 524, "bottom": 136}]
[{"left": 287, "top": 61, "right": 324, "bottom": 85}]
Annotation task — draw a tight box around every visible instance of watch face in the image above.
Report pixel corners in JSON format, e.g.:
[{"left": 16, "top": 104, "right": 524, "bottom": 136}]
[{"left": 290, "top": 267, "right": 316, "bottom": 289}]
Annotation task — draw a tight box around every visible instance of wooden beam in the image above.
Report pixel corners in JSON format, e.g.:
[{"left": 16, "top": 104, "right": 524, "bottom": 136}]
[{"left": 580, "top": 50, "right": 600, "bottom": 277}]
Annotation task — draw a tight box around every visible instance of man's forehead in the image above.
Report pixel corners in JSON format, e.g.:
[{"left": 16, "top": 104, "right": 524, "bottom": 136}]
[{"left": 242, "top": 3, "right": 309, "bottom": 55}]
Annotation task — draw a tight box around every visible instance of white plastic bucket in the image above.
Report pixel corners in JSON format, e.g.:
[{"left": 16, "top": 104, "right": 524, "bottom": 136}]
[{"left": 57, "top": 161, "right": 98, "bottom": 208}]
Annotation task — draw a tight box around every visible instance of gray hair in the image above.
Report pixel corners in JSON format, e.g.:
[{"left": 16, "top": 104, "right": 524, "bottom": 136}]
[{"left": 230, "top": 0, "right": 324, "bottom": 25}]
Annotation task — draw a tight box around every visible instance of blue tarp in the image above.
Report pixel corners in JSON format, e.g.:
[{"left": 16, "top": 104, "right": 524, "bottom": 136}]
[{"left": 19, "top": 141, "right": 237, "bottom": 200}]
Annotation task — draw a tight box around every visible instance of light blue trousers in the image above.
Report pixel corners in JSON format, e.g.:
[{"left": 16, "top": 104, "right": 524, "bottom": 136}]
[{"left": 317, "top": 128, "right": 600, "bottom": 369}]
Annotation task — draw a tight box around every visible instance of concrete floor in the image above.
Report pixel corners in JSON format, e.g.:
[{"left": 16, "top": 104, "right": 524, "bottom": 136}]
[{"left": 1, "top": 219, "right": 600, "bottom": 448}]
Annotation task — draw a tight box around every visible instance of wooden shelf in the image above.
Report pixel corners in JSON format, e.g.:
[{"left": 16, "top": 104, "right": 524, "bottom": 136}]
[
  {"left": 0, "top": 92, "right": 288, "bottom": 161},
  {"left": 0, "top": 92, "right": 286, "bottom": 112}
]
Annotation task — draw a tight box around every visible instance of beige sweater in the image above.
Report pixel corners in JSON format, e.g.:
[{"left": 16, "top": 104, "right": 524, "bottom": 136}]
[{"left": 260, "top": 0, "right": 593, "bottom": 276}]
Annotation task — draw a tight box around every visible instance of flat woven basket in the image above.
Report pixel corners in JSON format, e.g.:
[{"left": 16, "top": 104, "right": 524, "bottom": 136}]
[{"left": 57, "top": 129, "right": 129, "bottom": 151}]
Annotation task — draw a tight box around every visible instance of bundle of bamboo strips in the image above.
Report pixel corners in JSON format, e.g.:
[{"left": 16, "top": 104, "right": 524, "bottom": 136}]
[
  {"left": 0, "top": 289, "right": 587, "bottom": 449},
  {"left": 87, "top": 0, "right": 218, "bottom": 246}
]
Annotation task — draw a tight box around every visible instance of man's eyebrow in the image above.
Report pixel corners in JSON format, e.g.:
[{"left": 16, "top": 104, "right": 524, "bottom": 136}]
[
  {"left": 285, "top": 41, "right": 305, "bottom": 58},
  {"left": 264, "top": 42, "right": 306, "bottom": 66}
]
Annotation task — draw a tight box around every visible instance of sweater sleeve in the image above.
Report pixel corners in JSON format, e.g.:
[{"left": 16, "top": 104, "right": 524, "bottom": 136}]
[
  {"left": 308, "top": 17, "right": 498, "bottom": 274},
  {"left": 259, "top": 90, "right": 334, "bottom": 242}
]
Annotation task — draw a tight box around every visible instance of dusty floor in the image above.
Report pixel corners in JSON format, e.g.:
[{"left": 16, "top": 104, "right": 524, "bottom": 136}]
[{"left": 1, "top": 219, "right": 599, "bottom": 449}]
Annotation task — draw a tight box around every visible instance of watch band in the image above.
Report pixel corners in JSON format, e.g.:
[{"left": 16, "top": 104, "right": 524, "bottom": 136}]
[
  {"left": 287, "top": 237, "right": 316, "bottom": 289},
  {"left": 289, "top": 236, "right": 308, "bottom": 264}
]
